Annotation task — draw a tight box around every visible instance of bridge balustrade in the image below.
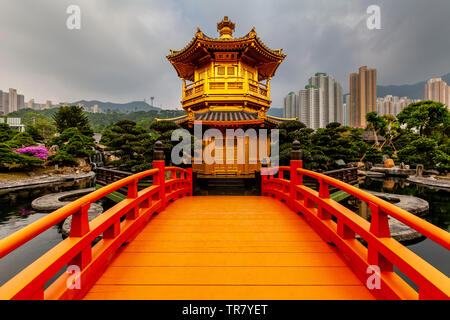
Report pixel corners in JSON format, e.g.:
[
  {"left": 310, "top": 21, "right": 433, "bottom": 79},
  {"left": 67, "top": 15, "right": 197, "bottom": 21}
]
[
  {"left": 0, "top": 142, "right": 192, "bottom": 300},
  {"left": 261, "top": 141, "right": 450, "bottom": 300}
]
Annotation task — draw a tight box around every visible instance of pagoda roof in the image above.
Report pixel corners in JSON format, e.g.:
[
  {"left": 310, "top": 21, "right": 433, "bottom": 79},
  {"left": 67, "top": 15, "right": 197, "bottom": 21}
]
[
  {"left": 157, "top": 110, "right": 297, "bottom": 127},
  {"left": 167, "top": 17, "right": 286, "bottom": 81}
]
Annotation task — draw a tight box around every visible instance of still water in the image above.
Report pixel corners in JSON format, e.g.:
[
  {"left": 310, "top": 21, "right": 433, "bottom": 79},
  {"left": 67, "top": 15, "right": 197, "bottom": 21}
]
[{"left": 0, "top": 178, "right": 109, "bottom": 287}]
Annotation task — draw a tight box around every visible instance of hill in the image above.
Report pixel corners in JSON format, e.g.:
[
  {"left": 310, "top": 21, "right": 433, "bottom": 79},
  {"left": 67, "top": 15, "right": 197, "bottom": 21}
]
[
  {"left": 70, "top": 100, "right": 161, "bottom": 113},
  {"left": 377, "top": 73, "right": 450, "bottom": 99}
]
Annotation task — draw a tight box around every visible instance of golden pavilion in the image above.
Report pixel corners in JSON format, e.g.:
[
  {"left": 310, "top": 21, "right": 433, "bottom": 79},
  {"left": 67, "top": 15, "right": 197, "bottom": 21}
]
[{"left": 164, "top": 16, "right": 294, "bottom": 178}]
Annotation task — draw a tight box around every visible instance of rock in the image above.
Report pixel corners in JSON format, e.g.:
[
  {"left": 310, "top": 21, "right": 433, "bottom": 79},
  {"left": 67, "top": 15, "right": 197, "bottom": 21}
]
[
  {"left": 335, "top": 159, "right": 346, "bottom": 166},
  {"left": 407, "top": 176, "right": 450, "bottom": 190},
  {"left": 384, "top": 158, "right": 395, "bottom": 168},
  {"left": 31, "top": 188, "right": 96, "bottom": 211}
]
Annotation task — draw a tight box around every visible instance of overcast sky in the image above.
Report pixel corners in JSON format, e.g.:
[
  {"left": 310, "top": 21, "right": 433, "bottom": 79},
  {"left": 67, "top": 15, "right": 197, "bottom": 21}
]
[{"left": 0, "top": 0, "right": 449, "bottom": 109}]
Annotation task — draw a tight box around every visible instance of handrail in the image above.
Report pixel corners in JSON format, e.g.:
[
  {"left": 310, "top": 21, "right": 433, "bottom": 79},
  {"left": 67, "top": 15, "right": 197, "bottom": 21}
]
[
  {"left": 297, "top": 168, "right": 450, "bottom": 250},
  {"left": 0, "top": 169, "right": 158, "bottom": 259},
  {"left": 0, "top": 157, "right": 193, "bottom": 300},
  {"left": 262, "top": 161, "right": 450, "bottom": 300}
]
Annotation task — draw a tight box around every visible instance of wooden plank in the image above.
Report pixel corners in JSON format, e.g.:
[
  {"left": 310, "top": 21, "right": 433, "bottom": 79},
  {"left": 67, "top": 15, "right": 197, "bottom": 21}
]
[
  {"left": 84, "top": 284, "right": 375, "bottom": 300},
  {"left": 95, "top": 266, "right": 364, "bottom": 286},
  {"left": 133, "top": 232, "right": 323, "bottom": 242},
  {"left": 124, "top": 240, "right": 335, "bottom": 253},
  {"left": 109, "top": 252, "right": 349, "bottom": 267}
]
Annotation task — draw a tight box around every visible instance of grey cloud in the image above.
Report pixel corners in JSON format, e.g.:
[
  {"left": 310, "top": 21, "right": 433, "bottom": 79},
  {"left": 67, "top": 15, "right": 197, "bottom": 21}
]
[{"left": 0, "top": 0, "right": 449, "bottom": 109}]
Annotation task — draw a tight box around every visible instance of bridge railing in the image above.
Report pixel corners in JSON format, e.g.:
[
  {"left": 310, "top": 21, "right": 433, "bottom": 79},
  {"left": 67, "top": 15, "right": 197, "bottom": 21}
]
[
  {"left": 262, "top": 141, "right": 450, "bottom": 300},
  {"left": 0, "top": 141, "right": 192, "bottom": 300}
]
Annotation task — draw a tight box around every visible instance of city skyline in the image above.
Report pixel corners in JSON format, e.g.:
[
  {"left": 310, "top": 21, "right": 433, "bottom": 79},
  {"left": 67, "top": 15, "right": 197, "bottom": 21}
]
[{"left": 1, "top": 1, "right": 450, "bottom": 110}]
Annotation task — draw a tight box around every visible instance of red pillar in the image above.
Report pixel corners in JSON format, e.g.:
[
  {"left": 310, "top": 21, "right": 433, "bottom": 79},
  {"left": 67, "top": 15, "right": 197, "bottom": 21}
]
[
  {"left": 153, "top": 141, "right": 166, "bottom": 211},
  {"left": 289, "top": 141, "right": 303, "bottom": 210}
]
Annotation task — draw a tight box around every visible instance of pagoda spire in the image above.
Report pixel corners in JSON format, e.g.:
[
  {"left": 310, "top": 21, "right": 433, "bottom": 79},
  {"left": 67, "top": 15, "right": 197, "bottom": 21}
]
[{"left": 217, "top": 16, "right": 235, "bottom": 39}]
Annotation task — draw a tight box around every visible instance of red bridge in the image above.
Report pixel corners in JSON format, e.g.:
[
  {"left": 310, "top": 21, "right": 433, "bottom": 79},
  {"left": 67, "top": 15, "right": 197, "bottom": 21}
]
[{"left": 0, "top": 143, "right": 449, "bottom": 300}]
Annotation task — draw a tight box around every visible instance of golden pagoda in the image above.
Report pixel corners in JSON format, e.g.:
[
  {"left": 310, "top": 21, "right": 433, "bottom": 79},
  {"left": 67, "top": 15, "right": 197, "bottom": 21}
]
[{"left": 165, "top": 17, "right": 295, "bottom": 178}]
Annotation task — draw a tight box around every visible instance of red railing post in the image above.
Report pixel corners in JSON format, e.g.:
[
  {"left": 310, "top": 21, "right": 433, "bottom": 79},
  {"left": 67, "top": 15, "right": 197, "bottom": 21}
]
[
  {"left": 290, "top": 141, "right": 303, "bottom": 210},
  {"left": 187, "top": 167, "right": 193, "bottom": 196},
  {"left": 260, "top": 158, "right": 268, "bottom": 196},
  {"left": 68, "top": 202, "right": 92, "bottom": 270},
  {"left": 153, "top": 141, "right": 166, "bottom": 211}
]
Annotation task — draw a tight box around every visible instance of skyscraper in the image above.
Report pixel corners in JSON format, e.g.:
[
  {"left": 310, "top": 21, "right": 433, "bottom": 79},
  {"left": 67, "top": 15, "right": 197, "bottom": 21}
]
[
  {"left": 8, "top": 88, "right": 18, "bottom": 113},
  {"left": 424, "top": 78, "right": 449, "bottom": 106},
  {"left": 2, "top": 91, "right": 9, "bottom": 114},
  {"left": 343, "top": 94, "right": 350, "bottom": 126},
  {"left": 283, "top": 92, "right": 298, "bottom": 118},
  {"left": 308, "top": 73, "right": 344, "bottom": 126},
  {"left": 17, "top": 94, "right": 25, "bottom": 110},
  {"left": 298, "top": 85, "right": 324, "bottom": 130},
  {"left": 349, "top": 66, "right": 377, "bottom": 127}
]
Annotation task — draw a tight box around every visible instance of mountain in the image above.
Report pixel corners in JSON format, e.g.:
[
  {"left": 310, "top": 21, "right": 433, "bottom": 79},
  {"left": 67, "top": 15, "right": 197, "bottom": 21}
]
[
  {"left": 70, "top": 100, "right": 161, "bottom": 113},
  {"left": 376, "top": 73, "right": 450, "bottom": 100}
]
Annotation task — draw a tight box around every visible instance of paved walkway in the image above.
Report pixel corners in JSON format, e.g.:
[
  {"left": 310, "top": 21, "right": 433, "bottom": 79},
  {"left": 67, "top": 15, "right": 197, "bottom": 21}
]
[{"left": 83, "top": 196, "right": 375, "bottom": 300}]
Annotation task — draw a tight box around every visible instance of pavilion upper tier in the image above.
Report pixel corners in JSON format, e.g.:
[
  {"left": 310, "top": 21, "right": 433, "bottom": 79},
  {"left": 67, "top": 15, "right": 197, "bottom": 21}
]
[{"left": 166, "top": 16, "right": 287, "bottom": 114}]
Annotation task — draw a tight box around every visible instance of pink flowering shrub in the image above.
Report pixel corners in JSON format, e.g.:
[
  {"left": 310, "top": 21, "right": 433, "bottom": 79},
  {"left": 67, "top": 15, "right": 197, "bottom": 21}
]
[{"left": 13, "top": 146, "right": 49, "bottom": 160}]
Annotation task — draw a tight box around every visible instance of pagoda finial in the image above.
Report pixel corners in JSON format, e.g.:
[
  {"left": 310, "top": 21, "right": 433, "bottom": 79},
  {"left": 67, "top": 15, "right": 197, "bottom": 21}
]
[{"left": 217, "top": 16, "right": 235, "bottom": 39}]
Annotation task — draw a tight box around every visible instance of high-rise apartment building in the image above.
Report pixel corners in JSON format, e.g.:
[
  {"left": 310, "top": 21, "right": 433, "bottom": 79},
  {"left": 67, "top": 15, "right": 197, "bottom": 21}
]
[
  {"left": 8, "top": 88, "right": 18, "bottom": 113},
  {"left": 349, "top": 66, "right": 377, "bottom": 127},
  {"left": 343, "top": 94, "right": 350, "bottom": 126},
  {"left": 283, "top": 92, "right": 298, "bottom": 118},
  {"left": 298, "top": 85, "right": 324, "bottom": 130},
  {"left": 424, "top": 78, "right": 449, "bottom": 106},
  {"left": 17, "top": 94, "right": 25, "bottom": 110},
  {"left": 376, "top": 95, "right": 419, "bottom": 117},
  {"left": 284, "top": 73, "right": 344, "bottom": 130},
  {"left": 2, "top": 91, "right": 9, "bottom": 114}
]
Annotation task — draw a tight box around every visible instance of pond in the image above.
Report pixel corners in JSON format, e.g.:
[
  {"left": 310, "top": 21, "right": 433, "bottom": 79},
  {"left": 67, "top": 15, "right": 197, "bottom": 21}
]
[
  {"left": 0, "top": 177, "right": 116, "bottom": 287},
  {"left": 353, "top": 176, "right": 450, "bottom": 288}
]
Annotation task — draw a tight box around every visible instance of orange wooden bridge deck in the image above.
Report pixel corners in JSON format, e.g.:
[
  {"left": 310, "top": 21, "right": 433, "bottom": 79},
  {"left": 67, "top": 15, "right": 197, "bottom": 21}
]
[
  {"left": 84, "top": 196, "right": 374, "bottom": 300},
  {"left": 0, "top": 143, "right": 449, "bottom": 300}
]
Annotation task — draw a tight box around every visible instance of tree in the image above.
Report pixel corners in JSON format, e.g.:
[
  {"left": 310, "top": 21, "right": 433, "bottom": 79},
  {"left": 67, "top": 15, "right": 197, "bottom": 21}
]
[
  {"left": 25, "top": 125, "right": 44, "bottom": 143},
  {"left": 100, "top": 120, "right": 152, "bottom": 171},
  {"left": 397, "top": 100, "right": 450, "bottom": 137},
  {"left": 53, "top": 105, "right": 93, "bottom": 136},
  {"left": 0, "top": 123, "right": 18, "bottom": 142},
  {"left": 7, "top": 132, "right": 36, "bottom": 148},
  {"left": 365, "top": 112, "right": 387, "bottom": 150},
  {"left": 0, "top": 143, "right": 44, "bottom": 171},
  {"left": 398, "top": 136, "right": 450, "bottom": 172}
]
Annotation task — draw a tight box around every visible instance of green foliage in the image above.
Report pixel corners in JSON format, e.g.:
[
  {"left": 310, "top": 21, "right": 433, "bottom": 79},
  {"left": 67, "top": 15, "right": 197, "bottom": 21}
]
[
  {"left": 6, "top": 132, "right": 36, "bottom": 149},
  {"left": 149, "top": 120, "right": 181, "bottom": 133},
  {"left": 276, "top": 122, "right": 363, "bottom": 170},
  {"left": 397, "top": 100, "right": 450, "bottom": 137},
  {"left": 0, "top": 143, "right": 44, "bottom": 171},
  {"left": 101, "top": 120, "right": 153, "bottom": 171},
  {"left": 25, "top": 125, "right": 44, "bottom": 143},
  {"left": 50, "top": 127, "right": 95, "bottom": 158},
  {"left": 47, "top": 151, "right": 79, "bottom": 167},
  {"left": 398, "top": 136, "right": 450, "bottom": 172},
  {"left": 0, "top": 123, "right": 18, "bottom": 142},
  {"left": 53, "top": 105, "right": 93, "bottom": 136}
]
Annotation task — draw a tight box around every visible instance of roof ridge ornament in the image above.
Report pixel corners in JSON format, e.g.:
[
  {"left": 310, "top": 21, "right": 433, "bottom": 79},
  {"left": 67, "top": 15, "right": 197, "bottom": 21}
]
[
  {"left": 217, "top": 16, "right": 235, "bottom": 39},
  {"left": 195, "top": 27, "right": 203, "bottom": 38}
]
